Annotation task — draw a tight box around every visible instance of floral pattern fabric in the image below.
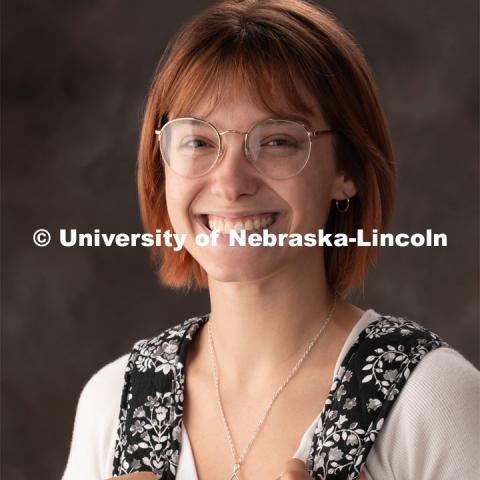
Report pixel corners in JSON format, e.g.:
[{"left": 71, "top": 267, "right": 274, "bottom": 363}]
[{"left": 112, "top": 314, "right": 449, "bottom": 479}]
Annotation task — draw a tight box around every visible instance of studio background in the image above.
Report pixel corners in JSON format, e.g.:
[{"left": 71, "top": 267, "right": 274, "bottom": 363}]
[{"left": 2, "top": 1, "right": 478, "bottom": 479}]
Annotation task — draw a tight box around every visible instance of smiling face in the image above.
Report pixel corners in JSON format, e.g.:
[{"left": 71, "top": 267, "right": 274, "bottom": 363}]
[{"left": 164, "top": 86, "right": 356, "bottom": 284}]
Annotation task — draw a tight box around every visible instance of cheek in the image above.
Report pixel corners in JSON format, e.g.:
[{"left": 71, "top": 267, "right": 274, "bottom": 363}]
[
  {"left": 164, "top": 174, "right": 191, "bottom": 232},
  {"left": 294, "top": 154, "right": 337, "bottom": 226},
  {"left": 295, "top": 178, "right": 331, "bottom": 227}
]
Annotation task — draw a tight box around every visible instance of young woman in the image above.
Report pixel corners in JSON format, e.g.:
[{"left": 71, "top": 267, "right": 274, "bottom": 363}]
[{"left": 63, "top": 1, "right": 479, "bottom": 479}]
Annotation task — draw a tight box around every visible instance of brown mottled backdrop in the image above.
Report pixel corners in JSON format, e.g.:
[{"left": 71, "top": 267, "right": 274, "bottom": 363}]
[{"left": 2, "top": 1, "right": 478, "bottom": 479}]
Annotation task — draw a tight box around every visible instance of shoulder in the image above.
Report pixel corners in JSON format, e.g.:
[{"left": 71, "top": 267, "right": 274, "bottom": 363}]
[
  {"left": 361, "top": 313, "right": 448, "bottom": 346},
  {"left": 351, "top": 312, "right": 451, "bottom": 378},
  {"left": 365, "top": 346, "right": 480, "bottom": 479},
  {"left": 339, "top": 311, "right": 451, "bottom": 392},
  {"left": 78, "top": 354, "right": 130, "bottom": 412},
  {"left": 351, "top": 312, "right": 479, "bottom": 478},
  {"left": 63, "top": 315, "right": 208, "bottom": 480},
  {"left": 133, "top": 314, "right": 209, "bottom": 348},
  {"left": 386, "top": 345, "right": 479, "bottom": 424},
  {"left": 125, "top": 314, "right": 209, "bottom": 375},
  {"left": 62, "top": 354, "right": 130, "bottom": 480},
  {"left": 391, "top": 346, "right": 479, "bottom": 424}
]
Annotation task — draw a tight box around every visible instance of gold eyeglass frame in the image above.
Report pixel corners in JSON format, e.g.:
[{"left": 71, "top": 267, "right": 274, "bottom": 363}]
[{"left": 154, "top": 117, "right": 333, "bottom": 180}]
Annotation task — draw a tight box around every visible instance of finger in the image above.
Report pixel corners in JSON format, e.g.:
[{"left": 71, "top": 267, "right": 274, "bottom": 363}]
[
  {"left": 104, "top": 473, "right": 158, "bottom": 480},
  {"left": 280, "top": 458, "right": 312, "bottom": 479},
  {"left": 283, "top": 458, "right": 307, "bottom": 472}
]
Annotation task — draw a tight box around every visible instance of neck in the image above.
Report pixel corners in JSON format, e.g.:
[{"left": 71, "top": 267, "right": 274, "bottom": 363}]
[{"left": 204, "top": 259, "right": 342, "bottom": 393}]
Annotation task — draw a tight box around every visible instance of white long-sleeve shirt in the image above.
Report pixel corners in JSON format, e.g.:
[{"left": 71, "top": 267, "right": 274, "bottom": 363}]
[{"left": 62, "top": 310, "right": 480, "bottom": 479}]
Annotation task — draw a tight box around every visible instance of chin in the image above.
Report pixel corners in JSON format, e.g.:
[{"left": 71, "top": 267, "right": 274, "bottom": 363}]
[
  {"left": 197, "top": 248, "right": 284, "bottom": 284},
  {"left": 205, "top": 267, "right": 272, "bottom": 284}
]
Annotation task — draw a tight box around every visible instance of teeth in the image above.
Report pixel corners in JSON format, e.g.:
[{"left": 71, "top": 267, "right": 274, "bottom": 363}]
[
  {"left": 224, "top": 221, "right": 233, "bottom": 234},
  {"left": 205, "top": 213, "right": 276, "bottom": 234}
]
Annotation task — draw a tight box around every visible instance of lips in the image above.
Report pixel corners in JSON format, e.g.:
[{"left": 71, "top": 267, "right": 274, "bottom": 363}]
[{"left": 196, "top": 212, "right": 280, "bottom": 235}]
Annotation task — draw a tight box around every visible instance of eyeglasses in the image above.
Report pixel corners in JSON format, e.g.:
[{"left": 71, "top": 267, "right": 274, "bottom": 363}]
[{"left": 155, "top": 117, "right": 333, "bottom": 180}]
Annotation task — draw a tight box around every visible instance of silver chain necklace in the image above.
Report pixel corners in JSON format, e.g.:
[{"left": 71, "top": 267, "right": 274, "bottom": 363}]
[{"left": 207, "top": 293, "right": 338, "bottom": 480}]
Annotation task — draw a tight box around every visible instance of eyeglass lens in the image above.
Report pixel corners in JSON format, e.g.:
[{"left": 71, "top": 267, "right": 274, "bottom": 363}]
[{"left": 159, "top": 118, "right": 311, "bottom": 179}]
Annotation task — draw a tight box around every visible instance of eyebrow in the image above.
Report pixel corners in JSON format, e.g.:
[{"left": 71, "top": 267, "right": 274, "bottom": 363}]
[
  {"left": 192, "top": 114, "right": 315, "bottom": 131},
  {"left": 282, "top": 114, "right": 314, "bottom": 130}
]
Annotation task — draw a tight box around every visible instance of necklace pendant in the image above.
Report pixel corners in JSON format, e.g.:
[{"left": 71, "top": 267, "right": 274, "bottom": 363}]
[{"left": 229, "top": 462, "right": 241, "bottom": 480}]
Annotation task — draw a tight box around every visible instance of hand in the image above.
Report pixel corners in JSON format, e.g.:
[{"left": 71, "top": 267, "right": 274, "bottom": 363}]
[
  {"left": 278, "top": 459, "right": 312, "bottom": 479},
  {"left": 278, "top": 458, "right": 368, "bottom": 480},
  {"left": 105, "top": 473, "right": 157, "bottom": 480}
]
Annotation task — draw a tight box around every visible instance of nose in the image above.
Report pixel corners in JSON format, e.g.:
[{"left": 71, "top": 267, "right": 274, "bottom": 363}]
[{"left": 208, "top": 132, "right": 260, "bottom": 202}]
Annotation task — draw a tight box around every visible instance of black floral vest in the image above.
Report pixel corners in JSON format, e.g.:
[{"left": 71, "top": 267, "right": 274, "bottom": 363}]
[{"left": 112, "top": 313, "right": 449, "bottom": 479}]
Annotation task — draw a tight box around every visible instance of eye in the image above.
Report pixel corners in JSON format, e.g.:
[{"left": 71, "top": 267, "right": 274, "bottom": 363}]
[
  {"left": 180, "top": 137, "right": 215, "bottom": 149},
  {"left": 261, "top": 136, "right": 298, "bottom": 147}
]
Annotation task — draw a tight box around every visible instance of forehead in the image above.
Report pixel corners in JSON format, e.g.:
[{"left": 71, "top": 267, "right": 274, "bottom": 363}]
[
  {"left": 188, "top": 87, "right": 322, "bottom": 131},
  {"left": 166, "top": 62, "right": 327, "bottom": 131}
]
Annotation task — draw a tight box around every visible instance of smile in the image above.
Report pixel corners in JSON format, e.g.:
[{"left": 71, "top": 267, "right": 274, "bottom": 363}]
[{"left": 197, "top": 212, "right": 280, "bottom": 235}]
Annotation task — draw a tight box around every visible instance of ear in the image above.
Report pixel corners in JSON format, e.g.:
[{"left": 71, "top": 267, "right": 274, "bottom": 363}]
[{"left": 331, "top": 170, "right": 357, "bottom": 200}]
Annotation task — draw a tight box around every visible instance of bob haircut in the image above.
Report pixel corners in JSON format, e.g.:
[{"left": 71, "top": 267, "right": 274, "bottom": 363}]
[{"left": 137, "top": 0, "right": 396, "bottom": 295}]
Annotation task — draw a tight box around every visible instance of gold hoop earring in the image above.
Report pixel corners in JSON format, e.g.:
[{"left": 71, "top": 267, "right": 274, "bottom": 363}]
[{"left": 335, "top": 198, "right": 350, "bottom": 213}]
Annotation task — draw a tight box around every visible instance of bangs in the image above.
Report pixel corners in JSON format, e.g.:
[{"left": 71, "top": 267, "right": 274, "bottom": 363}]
[{"left": 163, "top": 33, "right": 316, "bottom": 123}]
